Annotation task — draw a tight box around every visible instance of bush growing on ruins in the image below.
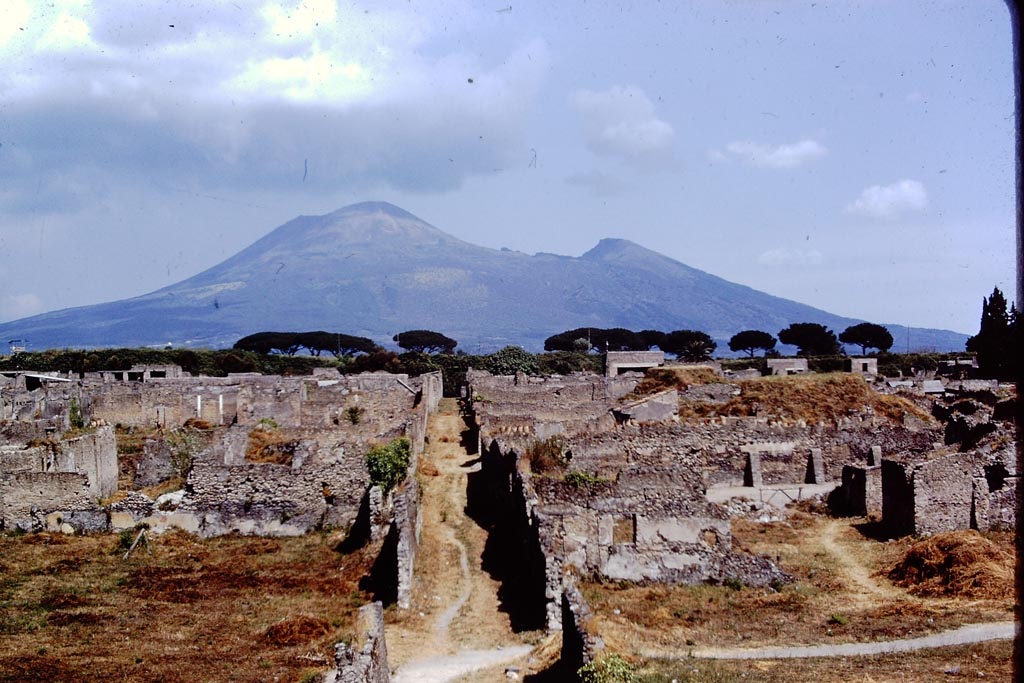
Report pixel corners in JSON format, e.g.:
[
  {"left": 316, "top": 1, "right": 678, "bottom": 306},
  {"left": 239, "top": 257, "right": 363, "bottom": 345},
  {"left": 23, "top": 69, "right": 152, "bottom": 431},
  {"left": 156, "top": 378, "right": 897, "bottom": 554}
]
[
  {"left": 344, "top": 406, "right": 364, "bottom": 425},
  {"left": 564, "top": 470, "right": 607, "bottom": 488},
  {"left": 165, "top": 427, "right": 202, "bottom": 482},
  {"left": 68, "top": 397, "right": 85, "bottom": 430},
  {"left": 365, "top": 437, "right": 411, "bottom": 493},
  {"left": 484, "top": 346, "right": 539, "bottom": 376},
  {"left": 535, "top": 351, "right": 603, "bottom": 375},
  {"left": 522, "top": 437, "right": 568, "bottom": 474},
  {"left": 578, "top": 654, "right": 636, "bottom": 683}
]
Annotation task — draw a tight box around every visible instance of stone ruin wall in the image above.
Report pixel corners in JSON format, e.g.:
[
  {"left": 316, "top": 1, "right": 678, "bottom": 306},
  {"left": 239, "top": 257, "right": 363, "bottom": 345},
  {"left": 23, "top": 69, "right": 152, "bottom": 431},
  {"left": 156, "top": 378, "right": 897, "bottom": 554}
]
[
  {"left": 1, "top": 369, "right": 441, "bottom": 546},
  {"left": 881, "top": 444, "right": 1017, "bottom": 537},
  {"left": 477, "top": 429, "right": 790, "bottom": 634},
  {"left": 327, "top": 602, "right": 391, "bottom": 683},
  {"left": 562, "top": 418, "right": 939, "bottom": 489},
  {"left": 0, "top": 426, "right": 118, "bottom": 532}
]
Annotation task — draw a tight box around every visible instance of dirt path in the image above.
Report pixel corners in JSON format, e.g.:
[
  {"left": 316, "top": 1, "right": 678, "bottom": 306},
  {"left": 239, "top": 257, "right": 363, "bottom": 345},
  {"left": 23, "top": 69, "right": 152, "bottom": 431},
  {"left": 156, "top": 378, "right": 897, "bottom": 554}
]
[
  {"left": 813, "top": 518, "right": 900, "bottom": 608},
  {"left": 386, "top": 398, "right": 534, "bottom": 682},
  {"left": 668, "top": 621, "right": 1017, "bottom": 659}
]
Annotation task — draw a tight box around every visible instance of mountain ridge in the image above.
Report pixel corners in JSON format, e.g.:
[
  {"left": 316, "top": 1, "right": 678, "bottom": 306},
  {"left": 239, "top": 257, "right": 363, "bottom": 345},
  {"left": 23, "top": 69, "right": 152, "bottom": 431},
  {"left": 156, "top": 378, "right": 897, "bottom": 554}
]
[{"left": 0, "top": 202, "right": 969, "bottom": 353}]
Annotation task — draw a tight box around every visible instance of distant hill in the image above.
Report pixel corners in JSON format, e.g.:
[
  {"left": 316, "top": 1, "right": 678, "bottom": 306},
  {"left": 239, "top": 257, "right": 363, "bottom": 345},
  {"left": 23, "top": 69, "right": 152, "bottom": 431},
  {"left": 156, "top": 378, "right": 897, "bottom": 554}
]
[{"left": 0, "top": 201, "right": 968, "bottom": 353}]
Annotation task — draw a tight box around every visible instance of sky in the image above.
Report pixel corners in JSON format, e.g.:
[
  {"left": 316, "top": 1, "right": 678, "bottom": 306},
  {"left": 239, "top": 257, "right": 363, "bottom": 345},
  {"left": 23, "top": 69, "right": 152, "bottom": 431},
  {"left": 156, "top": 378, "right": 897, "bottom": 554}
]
[{"left": 0, "top": 0, "right": 1017, "bottom": 338}]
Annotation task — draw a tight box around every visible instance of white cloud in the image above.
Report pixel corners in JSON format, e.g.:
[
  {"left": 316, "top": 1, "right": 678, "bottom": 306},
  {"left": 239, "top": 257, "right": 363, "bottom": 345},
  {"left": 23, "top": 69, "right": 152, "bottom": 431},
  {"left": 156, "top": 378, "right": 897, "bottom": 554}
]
[
  {"left": 565, "top": 170, "right": 627, "bottom": 196},
  {"left": 572, "top": 85, "right": 675, "bottom": 165},
  {"left": 724, "top": 139, "right": 827, "bottom": 168},
  {"left": 756, "top": 247, "right": 823, "bottom": 267},
  {"left": 0, "top": 293, "right": 44, "bottom": 322},
  {"left": 705, "top": 148, "right": 728, "bottom": 163},
  {"left": 846, "top": 179, "right": 928, "bottom": 219},
  {"left": 0, "top": 3, "right": 550, "bottom": 198}
]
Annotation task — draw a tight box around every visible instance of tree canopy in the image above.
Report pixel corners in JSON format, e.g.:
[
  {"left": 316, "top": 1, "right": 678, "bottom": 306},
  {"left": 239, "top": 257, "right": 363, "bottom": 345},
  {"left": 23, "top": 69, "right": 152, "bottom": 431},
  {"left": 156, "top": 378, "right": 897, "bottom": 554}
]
[
  {"left": 778, "top": 323, "right": 841, "bottom": 357},
  {"left": 839, "top": 323, "right": 894, "bottom": 355},
  {"left": 543, "top": 327, "right": 652, "bottom": 352},
  {"left": 965, "top": 286, "right": 1019, "bottom": 380},
  {"left": 660, "top": 329, "right": 716, "bottom": 361},
  {"left": 233, "top": 332, "right": 302, "bottom": 355},
  {"left": 234, "top": 331, "right": 378, "bottom": 357},
  {"left": 393, "top": 329, "right": 457, "bottom": 354},
  {"left": 728, "top": 330, "right": 777, "bottom": 358}
]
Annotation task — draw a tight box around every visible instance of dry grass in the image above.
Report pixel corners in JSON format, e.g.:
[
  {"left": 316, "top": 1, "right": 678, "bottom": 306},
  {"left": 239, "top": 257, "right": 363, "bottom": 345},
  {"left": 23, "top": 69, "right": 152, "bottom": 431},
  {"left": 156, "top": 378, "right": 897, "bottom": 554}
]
[
  {"left": 887, "top": 530, "right": 1014, "bottom": 599},
  {"left": 114, "top": 425, "right": 162, "bottom": 490},
  {"left": 0, "top": 530, "right": 377, "bottom": 683},
  {"left": 582, "top": 515, "right": 1013, "bottom": 654},
  {"left": 629, "top": 367, "right": 722, "bottom": 398},
  {"left": 635, "top": 640, "right": 1012, "bottom": 683},
  {"left": 245, "top": 425, "right": 298, "bottom": 464},
  {"left": 677, "top": 374, "right": 933, "bottom": 424}
]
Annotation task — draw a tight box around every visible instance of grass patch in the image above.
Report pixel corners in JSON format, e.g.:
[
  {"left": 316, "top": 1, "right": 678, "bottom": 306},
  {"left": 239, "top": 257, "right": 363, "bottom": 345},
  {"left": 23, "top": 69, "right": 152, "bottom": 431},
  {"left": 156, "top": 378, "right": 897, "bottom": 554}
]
[{"left": 0, "top": 530, "right": 373, "bottom": 683}]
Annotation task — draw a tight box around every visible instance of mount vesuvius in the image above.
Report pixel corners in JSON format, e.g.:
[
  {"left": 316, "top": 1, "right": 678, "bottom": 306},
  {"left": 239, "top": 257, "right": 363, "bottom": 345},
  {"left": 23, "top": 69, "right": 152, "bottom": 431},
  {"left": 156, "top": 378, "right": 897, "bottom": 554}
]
[{"left": 0, "top": 202, "right": 967, "bottom": 353}]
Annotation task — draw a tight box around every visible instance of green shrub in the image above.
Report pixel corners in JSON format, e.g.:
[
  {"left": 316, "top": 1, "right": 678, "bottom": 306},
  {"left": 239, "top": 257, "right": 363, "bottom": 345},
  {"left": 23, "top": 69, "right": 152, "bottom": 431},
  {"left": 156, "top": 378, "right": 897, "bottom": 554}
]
[
  {"left": 484, "top": 346, "right": 540, "bottom": 376},
  {"left": 68, "top": 397, "right": 85, "bottom": 430},
  {"left": 564, "top": 470, "right": 606, "bottom": 488},
  {"left": 345, "top": 406, "right": 364, "bottom": 425},
  {"left": 365, "top": 437, "right": 412, "bottom": 493},
  {"left": 578, "top": 654, "right": 636, "bottom": 683}
]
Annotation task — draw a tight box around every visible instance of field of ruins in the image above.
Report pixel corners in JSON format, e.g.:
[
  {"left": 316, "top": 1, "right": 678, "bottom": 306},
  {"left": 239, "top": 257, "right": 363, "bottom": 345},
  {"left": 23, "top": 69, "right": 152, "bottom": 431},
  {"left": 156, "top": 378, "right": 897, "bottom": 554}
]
[{"left": 0, "top": 352, "right": 1017, "bottom": 682}]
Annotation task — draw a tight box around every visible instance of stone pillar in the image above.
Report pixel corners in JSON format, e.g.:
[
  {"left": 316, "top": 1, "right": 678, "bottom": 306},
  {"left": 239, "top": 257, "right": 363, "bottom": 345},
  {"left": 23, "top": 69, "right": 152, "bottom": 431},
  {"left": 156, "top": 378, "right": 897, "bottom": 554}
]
[
  {"left": 805, "top": 448, "right": 825, "bottom": 484},
  {"left": 868, "top": 445, "right": 882, "bottom": 466},
  {"left": 331, "top": 602, "right": 390, "bottom": 683},
  {"left": 744, "top": 453, "right": 763, "bottom": 488},
  {"left": 367, "top": 486, "right": 386, "bottom": 541}
]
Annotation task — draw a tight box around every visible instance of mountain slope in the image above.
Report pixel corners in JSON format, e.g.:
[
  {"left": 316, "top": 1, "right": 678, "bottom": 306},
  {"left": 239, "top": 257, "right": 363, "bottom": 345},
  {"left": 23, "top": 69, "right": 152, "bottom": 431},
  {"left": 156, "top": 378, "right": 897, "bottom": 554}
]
[{"left": 0, "top": 202, "right": 968, "bottom": 352}]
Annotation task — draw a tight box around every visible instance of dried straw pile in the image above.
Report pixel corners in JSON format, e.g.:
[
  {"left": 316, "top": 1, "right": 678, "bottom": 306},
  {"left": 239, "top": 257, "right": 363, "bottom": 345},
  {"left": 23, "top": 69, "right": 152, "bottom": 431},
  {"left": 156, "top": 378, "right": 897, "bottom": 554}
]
[{"left": 887, "top": 530, "right": 1013, "bottom": 599}]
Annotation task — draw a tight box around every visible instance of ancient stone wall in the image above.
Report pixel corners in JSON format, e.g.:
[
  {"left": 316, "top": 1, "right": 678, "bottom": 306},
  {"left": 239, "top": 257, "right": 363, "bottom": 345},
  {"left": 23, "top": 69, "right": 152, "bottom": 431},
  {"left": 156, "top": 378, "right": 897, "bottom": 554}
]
[
  {"left": 0, "top": 471, "right": 96, "bottom": 531},
  {"left": 881, "top": 446, "right": 1016, "bottom": 537},
  {"left": 0, "top": 425, "right": 116, "bottom": 530},
  {"left": 177, "top": 455, "right": 369, "bottom": 536},
  {"left": 393, "top": 479, "right": 420, "bottom": 610},
  {"left": 560, "top": 574, "right": 604, "bottom": 672},
  {"left": 328, "top": 602, "right": 390, "bottom": 683},
  {"left": 61, "top": 426, "right": 118, "bottom": 498}
]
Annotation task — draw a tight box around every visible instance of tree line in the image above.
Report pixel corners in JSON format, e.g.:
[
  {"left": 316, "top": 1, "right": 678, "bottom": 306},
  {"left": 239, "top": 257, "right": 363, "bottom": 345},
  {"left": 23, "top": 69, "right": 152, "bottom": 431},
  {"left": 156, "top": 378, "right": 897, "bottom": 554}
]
[
  {"left": 542, "top": 321, "right": 895, "bottom": 360},
  {"left": 233, "top": 329, "right": 459, "bottom": 357}
]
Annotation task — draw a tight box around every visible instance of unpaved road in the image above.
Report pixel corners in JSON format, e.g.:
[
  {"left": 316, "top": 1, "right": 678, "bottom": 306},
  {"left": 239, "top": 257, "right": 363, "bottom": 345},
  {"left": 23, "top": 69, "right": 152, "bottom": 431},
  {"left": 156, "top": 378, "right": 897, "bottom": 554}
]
[
  {"left": 675, "top": 621, "right": 1017, "bottom": 659},
  {"left": 386, "top": 399, "right": 535, "bottom": 682}
]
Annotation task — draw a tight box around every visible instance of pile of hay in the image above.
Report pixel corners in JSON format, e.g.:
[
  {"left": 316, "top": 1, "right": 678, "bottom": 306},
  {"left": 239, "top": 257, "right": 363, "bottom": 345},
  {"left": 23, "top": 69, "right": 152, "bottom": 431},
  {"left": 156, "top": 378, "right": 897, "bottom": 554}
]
[{"left": 887, "top": 530, "right": 1013, "bottom": 599}]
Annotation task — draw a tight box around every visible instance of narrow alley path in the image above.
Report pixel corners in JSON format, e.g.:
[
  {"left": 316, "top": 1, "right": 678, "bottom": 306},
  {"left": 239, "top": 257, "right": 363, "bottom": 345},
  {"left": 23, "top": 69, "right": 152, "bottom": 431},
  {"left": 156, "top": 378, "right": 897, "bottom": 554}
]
[{"left": 385, "top": 398, "right": 533, "bottom": 682}]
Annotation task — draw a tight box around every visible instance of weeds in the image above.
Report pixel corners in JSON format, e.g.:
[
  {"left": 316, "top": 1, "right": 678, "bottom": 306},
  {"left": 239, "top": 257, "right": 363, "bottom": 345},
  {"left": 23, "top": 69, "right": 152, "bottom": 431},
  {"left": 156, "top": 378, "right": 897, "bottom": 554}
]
[{"left": 522, "top": 436, "right": 568, "bottom": 474}]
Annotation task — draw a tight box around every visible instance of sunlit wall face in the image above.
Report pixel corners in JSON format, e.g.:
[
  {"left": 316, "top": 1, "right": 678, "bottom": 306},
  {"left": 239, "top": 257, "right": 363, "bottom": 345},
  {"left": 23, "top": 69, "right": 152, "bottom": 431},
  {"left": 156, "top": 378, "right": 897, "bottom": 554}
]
[{"left": 0, "top": 1, "right": 1015, "bottom": 338}]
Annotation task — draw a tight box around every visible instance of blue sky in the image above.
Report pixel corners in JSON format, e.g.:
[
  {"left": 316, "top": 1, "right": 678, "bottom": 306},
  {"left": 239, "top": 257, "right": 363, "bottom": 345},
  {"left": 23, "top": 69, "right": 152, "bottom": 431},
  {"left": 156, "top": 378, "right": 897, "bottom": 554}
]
[{"left": 0, "top": 0, "right": 1016, "bottom": 337}]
